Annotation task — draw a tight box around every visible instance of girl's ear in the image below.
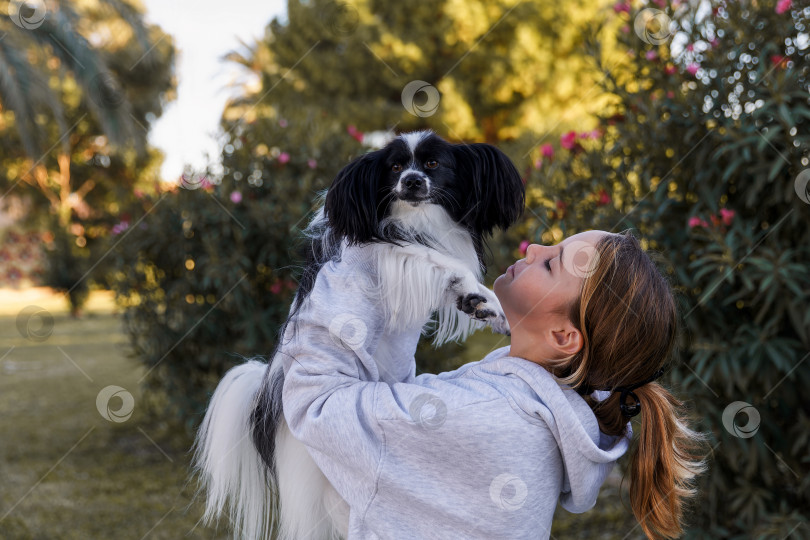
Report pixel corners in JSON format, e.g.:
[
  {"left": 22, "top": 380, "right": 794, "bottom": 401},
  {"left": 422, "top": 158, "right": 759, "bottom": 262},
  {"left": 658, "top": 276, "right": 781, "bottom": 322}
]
[
  {"left": 452, "top": 143, "right": 526, "bottom": 235},
  {"left": 324, "top": 149, "right": 386, "bottom": 244}
]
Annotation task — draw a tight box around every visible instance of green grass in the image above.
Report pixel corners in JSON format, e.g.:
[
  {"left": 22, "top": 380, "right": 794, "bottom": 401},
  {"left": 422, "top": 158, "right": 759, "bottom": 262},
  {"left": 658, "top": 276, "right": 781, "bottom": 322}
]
[
  {"left": 0, "top": 290, "right": 226, "bottom": 539},
  {"left": 0, "top": 289, "right": 643, "bottom": 539}
]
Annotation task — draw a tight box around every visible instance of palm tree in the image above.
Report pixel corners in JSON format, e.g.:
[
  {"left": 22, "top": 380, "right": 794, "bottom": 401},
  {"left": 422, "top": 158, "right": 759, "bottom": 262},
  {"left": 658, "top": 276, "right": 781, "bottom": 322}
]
[{"left": 0, "top": 0, "right": 160, "bottom": 226}]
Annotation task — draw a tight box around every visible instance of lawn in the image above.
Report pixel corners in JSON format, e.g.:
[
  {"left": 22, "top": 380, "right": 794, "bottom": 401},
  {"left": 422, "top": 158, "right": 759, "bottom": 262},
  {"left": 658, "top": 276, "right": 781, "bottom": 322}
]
[
  {"left": 0, "top": 288, "right": 642, "bottom": 539},
  {"left": 0, "top": 289, "right": 225, "bottom": 540}
]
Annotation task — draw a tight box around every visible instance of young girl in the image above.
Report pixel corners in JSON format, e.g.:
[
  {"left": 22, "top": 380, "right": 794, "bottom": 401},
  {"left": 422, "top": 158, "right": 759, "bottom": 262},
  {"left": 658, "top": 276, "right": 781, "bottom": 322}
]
[{"left": 281, "top": 229, "right": 707, "bottom": 539}]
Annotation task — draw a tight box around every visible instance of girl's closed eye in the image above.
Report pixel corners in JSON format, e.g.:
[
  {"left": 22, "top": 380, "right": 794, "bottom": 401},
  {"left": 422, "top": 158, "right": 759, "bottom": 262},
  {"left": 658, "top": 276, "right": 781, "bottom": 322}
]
[{"left": 544, "top": 258, "right": 552, "bottom": 272}]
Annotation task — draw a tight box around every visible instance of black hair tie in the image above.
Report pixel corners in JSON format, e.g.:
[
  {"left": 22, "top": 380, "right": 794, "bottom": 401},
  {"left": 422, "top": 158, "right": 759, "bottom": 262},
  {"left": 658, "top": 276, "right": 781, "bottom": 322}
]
[{"left": 614, "top": 368, "right": 666, "bottom": 418}]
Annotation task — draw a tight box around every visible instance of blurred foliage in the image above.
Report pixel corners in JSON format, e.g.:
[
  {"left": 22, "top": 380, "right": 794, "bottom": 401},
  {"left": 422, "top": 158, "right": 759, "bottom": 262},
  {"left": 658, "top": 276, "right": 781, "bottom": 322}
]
[
  {"left": 525, "top": 0, "right": 810, "bottom": 538},
  {"left": 0, "top": 0, "right": 175, "bottom": 310}
]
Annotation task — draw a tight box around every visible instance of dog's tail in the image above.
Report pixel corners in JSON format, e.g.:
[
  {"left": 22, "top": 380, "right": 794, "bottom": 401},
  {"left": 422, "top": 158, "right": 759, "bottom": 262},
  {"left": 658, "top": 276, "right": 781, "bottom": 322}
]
[{"left": 193, "top": 359, "right": 276, "bottom": 540}]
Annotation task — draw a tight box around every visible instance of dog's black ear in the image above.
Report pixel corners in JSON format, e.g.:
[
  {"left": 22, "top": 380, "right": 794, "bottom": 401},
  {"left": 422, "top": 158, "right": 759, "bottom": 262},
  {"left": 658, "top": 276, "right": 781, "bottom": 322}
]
[
  {"left": 453, "top": 143, "right": 526, "bottom": 235},
  {"left": 324, "top": 149, "right": 387, "bottom": 244}
]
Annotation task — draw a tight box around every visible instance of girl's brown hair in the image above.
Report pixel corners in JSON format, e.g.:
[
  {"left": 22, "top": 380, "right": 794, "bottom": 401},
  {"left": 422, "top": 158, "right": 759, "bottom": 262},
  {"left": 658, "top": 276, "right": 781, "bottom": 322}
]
[{"left": 552, "top": 230, "right": 707, "bottom": 540}]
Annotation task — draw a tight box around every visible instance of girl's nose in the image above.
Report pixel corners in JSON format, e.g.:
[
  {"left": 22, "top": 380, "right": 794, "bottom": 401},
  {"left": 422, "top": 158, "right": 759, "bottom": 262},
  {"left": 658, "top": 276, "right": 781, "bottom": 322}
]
[{"left": 525, "top": 243, "right": 542, "bottom": 264}]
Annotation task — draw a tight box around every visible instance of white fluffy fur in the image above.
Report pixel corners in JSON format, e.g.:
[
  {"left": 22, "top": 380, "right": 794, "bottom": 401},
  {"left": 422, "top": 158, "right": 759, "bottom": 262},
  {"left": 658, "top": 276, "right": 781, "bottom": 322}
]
[{"left": 193, "top": 360, "right": 274, "bottom": 540}]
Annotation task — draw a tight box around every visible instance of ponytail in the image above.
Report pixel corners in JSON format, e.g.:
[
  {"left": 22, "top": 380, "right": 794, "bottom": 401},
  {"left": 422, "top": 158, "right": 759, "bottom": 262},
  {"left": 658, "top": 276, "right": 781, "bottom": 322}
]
[{"left": 627, "top": 383, "right": 707, "bottom": 539}]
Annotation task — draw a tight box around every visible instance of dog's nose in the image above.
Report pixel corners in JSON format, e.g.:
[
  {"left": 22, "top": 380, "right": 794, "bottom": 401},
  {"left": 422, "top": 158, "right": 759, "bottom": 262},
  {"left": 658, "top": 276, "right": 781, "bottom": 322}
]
[{"left": 402, "top": 174, "right": 423, "bottom": 190}]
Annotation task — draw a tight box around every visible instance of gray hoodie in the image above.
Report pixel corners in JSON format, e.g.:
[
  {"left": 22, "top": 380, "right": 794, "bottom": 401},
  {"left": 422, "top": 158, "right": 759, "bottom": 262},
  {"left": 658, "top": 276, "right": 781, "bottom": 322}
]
[{"left": 281, "top": 244, "right": 632, "bottom": 539}]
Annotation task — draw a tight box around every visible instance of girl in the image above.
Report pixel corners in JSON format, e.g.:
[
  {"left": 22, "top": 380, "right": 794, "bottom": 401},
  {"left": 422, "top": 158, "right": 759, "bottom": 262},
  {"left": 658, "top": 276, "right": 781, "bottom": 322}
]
[{"left": 280, "top": 229, "right": 707, "bottom": 539}]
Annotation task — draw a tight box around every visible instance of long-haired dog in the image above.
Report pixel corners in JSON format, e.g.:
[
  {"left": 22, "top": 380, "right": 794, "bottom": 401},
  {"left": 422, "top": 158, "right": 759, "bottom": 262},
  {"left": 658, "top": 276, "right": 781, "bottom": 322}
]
[{"left": 193, "top": 129, "right": 525, "bottom": 539}]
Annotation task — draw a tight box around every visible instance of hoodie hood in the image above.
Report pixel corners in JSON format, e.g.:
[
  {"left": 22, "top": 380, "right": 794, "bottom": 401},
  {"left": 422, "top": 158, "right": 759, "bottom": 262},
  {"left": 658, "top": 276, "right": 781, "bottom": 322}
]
[{"left": 477, "top": 346, "right": 632, "bottom": 513}]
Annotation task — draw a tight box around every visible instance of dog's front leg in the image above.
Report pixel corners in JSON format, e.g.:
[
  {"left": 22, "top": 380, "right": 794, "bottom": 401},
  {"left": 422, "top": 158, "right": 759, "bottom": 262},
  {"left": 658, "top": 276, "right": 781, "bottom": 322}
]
[{"left": 377, "top": 243, "right": 510, "bottom": 336}]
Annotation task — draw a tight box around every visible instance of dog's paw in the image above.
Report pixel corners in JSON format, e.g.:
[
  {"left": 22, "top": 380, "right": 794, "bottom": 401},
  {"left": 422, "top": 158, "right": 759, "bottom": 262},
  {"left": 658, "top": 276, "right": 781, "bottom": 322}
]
[{"left": 456, "top": 287, "right": 510, "bottom": 336}]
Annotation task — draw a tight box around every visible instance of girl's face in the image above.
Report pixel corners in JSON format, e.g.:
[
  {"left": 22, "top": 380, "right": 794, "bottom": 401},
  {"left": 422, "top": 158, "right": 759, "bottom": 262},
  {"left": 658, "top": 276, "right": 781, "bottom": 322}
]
[{"left": 494, "top": 230, "right": 611, "bottom": 339}]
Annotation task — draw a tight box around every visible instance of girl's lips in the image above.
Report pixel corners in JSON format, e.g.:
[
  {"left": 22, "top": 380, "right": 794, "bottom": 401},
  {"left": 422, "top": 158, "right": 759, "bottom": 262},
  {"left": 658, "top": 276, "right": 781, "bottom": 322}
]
[{"left": 507, "top": 264, "right": 515, "bottom": 277}]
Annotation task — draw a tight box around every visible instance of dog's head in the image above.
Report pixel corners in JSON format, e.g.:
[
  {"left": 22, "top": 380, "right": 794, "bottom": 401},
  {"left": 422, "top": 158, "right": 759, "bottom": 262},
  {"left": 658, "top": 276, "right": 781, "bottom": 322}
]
[{"left": 324, "top": 130, "right": 526, "bottom": 244}]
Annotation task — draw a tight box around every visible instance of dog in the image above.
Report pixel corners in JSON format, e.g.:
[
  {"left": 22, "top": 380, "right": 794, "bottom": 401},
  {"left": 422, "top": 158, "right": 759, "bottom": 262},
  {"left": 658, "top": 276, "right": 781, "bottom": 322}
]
[{"left": 193, "top": 129, "right": 526, "bottom": 539}]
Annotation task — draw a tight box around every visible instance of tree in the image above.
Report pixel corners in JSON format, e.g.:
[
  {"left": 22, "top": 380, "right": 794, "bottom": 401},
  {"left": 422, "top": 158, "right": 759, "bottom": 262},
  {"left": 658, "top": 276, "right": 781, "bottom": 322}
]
[{"left": 0, "top": 0, "right": 175, "bottom": 312}]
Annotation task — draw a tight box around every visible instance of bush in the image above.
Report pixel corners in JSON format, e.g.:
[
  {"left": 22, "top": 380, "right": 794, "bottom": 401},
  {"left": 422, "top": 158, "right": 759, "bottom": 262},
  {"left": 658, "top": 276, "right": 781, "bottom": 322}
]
[{"left": 524, "top": 0, "right": 810, "bottom": 537}]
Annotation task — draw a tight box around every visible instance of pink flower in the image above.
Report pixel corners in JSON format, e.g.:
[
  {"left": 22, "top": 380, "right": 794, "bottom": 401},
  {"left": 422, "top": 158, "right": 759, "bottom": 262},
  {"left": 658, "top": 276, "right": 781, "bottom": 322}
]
[
  {"left": 519, "top": 240, "right": 530, "bottom": 255},
  {"left": 665, "top": 65, "right": 677, "bottom": 75},
  {"left": 666, "top": 90, "right": 675, "bottom": 98},
  {"left": 620, "top": 24, "right": 630, "bottom": 34},
  {"left": 596, "top": 189, "right": 611, "bottom": 206},
  {"left": 579, "top": 129, "right": 602, "bottom": 139},
  {"left": 612, "top": 2, "right": 631, "bottom": 14},
  {"left": 686, "top": 63, "right": 700, "bottom": 75},
  {"left": 230, "top": 191, "right": 242, "bottom": 204},
  {"left": 270, "top": 282, "right": 282, "bottom": 294},
  {"left": 686, "top": 43, "right": 694, "bottom": 52},
  {"left": 776, "top": 0, "right": 791, "bottom": 14},
  {"left": 719, "top": 208, "right": 735, "bottom": 225},
  {"left": 688, "top": 216, "right": 708, "bottom": 228},
  {"left": 307, "top": 158, "right": 318, "bottom": 169},
  {"left": 534, "top": 158, "right": 543, "bottom": 169},
  {"left": 645, "top": 50, "right": 658, "bottom": 61},
  {"left": 560, "top": 131, "right": 577, "bottom": 150},
  {"left": 111, "top": 221, "right": 129, "bottom": 235},
  {"left": 541, "top": 144, "right": 554, "bottom": 158},
  {"left": 278, "top": 152, "right": 290, "bottom": 164},
  {"left": 279, "top": 118, "right": 288, "bottom": 128},
  {"left": 347, "top": 125, "right": 364, "bottom": 143},
  {"left": 652, "top": 0, "right": 666, "bottom": 6},
  {"left": 710, "top": 38, "right": 719, "bottom": 48}
]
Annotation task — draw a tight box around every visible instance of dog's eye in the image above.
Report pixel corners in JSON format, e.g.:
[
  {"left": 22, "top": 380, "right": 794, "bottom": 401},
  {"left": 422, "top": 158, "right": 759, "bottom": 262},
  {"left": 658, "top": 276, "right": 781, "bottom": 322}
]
[
  {"left": 392, "top": 164, "right": 403, "bottom": 172},
  {"left": 425, "top": 160, "right": 438, "bottom": 169}
]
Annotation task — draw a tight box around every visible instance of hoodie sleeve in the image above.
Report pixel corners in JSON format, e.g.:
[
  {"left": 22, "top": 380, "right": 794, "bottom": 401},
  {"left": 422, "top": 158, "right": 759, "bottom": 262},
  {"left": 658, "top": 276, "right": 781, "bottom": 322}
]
[{"left": 280, "top": 248, "right": 454, "bottom": 512}]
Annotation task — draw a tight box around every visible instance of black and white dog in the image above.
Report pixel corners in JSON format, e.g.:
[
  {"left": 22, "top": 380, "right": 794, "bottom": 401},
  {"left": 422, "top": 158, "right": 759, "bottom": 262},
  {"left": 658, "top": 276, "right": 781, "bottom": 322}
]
[{"left": 193, "top": 130, "right": 525, "bottom": 539}]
